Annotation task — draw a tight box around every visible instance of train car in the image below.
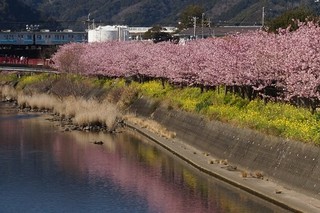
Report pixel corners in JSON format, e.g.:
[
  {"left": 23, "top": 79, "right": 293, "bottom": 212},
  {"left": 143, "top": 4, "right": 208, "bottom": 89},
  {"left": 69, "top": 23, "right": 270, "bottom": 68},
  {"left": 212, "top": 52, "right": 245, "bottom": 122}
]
[
  {"left": 34, "top": 30, "right": 87, "bottom": 45},
  {"left": 0, "top": 30, "right": 87, "bottom": 46},
  {"left": 0, "top": 30, "right": 87, "bottom": 58},
  {"left": 0, "top": 31, "right": 34, "bottom": 45}
]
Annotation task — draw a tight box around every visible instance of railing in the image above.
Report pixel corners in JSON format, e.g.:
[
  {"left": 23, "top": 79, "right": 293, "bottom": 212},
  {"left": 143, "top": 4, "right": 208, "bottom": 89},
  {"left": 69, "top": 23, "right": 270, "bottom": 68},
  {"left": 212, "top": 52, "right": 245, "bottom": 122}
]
[
  {"left": 0, "top": 57, "right": 58, "bottom": 73},
  {"left": 0, "top": 56, "right": 53, "bottom": 66}
]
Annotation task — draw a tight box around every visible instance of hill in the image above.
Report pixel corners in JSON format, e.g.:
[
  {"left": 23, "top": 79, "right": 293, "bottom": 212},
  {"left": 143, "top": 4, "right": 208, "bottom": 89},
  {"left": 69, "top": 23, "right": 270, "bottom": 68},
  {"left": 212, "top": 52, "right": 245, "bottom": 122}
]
[
  {"left": 1, "top": 0, "right": 320, "bottom": 31},
  {"left": 0, "top": 0, "right": 59, "bottom": 30}
]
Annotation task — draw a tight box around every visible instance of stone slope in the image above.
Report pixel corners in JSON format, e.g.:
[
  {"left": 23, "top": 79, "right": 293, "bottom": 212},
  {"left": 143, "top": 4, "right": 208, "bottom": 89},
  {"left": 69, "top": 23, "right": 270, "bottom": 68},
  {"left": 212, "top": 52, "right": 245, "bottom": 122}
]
[{"left": 128, "top": 97, "right": 320, "bottom": 199}]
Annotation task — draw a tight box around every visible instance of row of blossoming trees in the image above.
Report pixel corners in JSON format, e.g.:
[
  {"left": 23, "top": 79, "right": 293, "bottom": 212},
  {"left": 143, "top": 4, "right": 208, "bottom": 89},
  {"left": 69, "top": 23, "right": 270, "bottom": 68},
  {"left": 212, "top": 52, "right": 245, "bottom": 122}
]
[{"left": 52, "top": 22, "right": 320, "bottom": 112}]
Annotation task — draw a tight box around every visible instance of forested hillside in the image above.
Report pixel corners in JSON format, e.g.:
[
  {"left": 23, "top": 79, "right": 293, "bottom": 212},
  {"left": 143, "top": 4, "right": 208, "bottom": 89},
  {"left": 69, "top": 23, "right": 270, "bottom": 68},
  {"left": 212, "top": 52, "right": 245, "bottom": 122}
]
[
  {"left": 1, "top": 0, "right": 320, "bottom": 31},
  {"left": 0, "top": 0, "right": 60, "bottom": 30}
]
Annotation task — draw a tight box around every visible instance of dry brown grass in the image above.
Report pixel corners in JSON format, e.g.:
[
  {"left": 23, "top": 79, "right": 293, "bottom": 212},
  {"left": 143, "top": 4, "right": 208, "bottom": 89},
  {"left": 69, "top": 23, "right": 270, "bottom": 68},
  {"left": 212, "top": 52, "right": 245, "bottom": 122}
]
[
  {"left": 52, "top": 96, "right": 120, "bottom": 128},
  {"left": 0, "top": 85, "right": 18, "bottom": 100},
  {"left": 17, "top": 93, "right": 59, "bottom": 110},
  {"left": 54, "top": 96, "right": 79, "bottom": 117},
  {"left": 115, "top": 87, "right": 139, "bottom": 110},
  {"left": 72, "top": 99, "right": 119, "bottom": 128},
  {"left": 4, "top": 88, "right": 120, "bottom": 129},
  {"left": 220, "top": 159, "right": 228, "bottom": 165},
  {"left": 241, "top": 170, "right": 248, "bottom": 178},
  {"left": 254, "top": 171, "right": 264, "bottom": 179},
  {"left": 124, "top": 114, "right": 176, "bottom": 139}
]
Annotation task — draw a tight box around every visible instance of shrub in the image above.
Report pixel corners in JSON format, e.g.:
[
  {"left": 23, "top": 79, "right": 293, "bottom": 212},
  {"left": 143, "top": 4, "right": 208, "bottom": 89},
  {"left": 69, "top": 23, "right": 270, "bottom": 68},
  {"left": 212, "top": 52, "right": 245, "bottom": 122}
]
[{"left": 16, "top": 73, "right": 50, "bottom": 90}]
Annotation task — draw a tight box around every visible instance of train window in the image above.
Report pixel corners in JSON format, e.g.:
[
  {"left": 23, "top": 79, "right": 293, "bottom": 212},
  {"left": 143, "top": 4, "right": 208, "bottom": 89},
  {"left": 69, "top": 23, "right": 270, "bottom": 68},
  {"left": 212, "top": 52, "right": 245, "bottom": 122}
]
[
  {"left": 37, "top": 35, "right": 42, "bottom": 39},
  {"left": 27, "top": 35, "right": 32, "bottom": 39},
  {"left": 5, "top": 35, "right": 14, "bottom": 40}
]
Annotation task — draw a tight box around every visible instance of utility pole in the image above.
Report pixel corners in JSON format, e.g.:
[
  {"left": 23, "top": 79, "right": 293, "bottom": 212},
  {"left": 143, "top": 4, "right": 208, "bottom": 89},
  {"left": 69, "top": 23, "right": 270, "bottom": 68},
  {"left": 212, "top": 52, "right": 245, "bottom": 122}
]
[
  {"left": 86, "top": 13, "right": 95, "bottom": 31},
  {"left": 201, "top": 13, "right": 205, "bottom": 39},
  {"left": 87, "top": 13, "right": 91, "bottom": 31},
  {"left": 193, "top": 16, "right": 197, "bottom": 39},
  {"left": 262, "top": 7, "right": 265, "bottom": 28},
  {"left": 207, "top": 18, "right": 214, "bottom": 37}
]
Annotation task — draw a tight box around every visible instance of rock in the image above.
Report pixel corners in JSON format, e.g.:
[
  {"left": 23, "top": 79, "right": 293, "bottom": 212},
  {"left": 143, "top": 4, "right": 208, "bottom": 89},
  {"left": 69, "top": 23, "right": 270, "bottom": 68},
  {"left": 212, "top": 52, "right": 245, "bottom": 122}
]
[
  {"left": 275, "top": 190, "right": 282, "bottom": 194},
  {"left": 221, "top": 165, "right": 237, "bottom": 171},
  {"left": 226, "top": 165, "right": 237, "bottom": 171},
  {"left": 83, "top": 126, "right": 90, "bottom": 131},
  {"left": 93, "top": 141, "right": 104, "bottom": 145},
  {"left": 5, "top": 96, "right": 12, "bottom": 101},
  {"left": 92, "top": 126, "right": 100, "bottom": 131},
  {"left": 70, "top": 126, "right": 78, "bottom": 131}
]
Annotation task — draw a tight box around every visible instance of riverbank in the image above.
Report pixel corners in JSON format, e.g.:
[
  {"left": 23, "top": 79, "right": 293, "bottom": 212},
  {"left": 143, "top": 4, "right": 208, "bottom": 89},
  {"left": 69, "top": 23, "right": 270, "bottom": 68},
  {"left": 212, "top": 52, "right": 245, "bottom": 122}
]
[
  {"left": 125, "top": 121, "right": 320, "bottom": 213},
  {"left": 1, "top": 72, "right": 320, "bottom": 212},
  {"left": 126, "top": 98, "right": 320, "bottom": 213}
]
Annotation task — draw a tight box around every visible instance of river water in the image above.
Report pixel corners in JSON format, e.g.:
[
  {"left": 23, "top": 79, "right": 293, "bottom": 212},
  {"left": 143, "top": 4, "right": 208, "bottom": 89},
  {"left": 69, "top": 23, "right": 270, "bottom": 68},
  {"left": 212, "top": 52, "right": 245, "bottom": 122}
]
[{"left": 0, "top": 102, "right": 289, "bottom": 213}]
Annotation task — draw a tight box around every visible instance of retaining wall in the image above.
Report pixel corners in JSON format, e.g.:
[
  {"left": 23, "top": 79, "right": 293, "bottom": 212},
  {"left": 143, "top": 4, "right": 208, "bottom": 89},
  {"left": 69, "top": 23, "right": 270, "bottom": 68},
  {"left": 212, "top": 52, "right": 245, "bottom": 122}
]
[{"left": 129, "top": 97, "right": 320, "bottom": 199}]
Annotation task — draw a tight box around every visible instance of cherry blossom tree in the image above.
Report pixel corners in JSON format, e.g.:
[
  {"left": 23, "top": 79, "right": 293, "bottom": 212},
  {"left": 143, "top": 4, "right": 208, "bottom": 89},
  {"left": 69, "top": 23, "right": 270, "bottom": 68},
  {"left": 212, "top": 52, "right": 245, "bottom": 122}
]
[{"left": 51, "top": 22, "right": 320, "bottom": 111}]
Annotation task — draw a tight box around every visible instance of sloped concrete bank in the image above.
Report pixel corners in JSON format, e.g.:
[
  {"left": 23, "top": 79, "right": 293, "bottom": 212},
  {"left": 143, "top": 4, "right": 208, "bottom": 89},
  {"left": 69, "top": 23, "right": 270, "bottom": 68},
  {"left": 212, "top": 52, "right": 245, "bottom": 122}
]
[{"left": 128, "top": 97, "right": 320, "bottom": 210}]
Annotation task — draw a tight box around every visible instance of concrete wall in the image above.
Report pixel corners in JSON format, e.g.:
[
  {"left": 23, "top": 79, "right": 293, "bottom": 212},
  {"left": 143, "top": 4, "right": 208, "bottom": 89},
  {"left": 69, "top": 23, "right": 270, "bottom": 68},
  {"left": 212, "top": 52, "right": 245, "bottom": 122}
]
[{"left": 129, "top": 98, "right": 320, "bottom": 198}]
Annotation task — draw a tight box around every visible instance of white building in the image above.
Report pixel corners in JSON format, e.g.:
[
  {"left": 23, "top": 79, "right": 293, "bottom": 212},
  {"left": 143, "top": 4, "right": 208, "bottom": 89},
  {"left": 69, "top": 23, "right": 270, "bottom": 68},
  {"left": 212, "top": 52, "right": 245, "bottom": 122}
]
[
  {"left": 88, "top": 25, "right": 129, "bottom": 42},
  {"left": 88, "top": 25, "right": 178, "bottom": 42},
  {"left": 128, "top": 26, "right": 177, "bottom": 40}
]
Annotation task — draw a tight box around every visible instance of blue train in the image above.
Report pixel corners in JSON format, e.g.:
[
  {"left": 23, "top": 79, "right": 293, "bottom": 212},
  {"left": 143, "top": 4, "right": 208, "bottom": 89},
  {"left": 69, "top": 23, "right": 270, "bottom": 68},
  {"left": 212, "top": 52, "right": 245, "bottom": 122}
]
[{"left": 0, "top": 30, "right": 87, "bottom": 46}]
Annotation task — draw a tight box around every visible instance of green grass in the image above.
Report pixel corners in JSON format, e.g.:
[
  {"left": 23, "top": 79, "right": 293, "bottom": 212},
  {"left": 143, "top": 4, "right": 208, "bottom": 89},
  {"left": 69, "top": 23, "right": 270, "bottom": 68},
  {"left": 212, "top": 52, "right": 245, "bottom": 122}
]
[
  {"left": 132, "top": 80, "right": 320, "bottom": 145},
  {"left": 16, "top": 73, "right": 53, "bottom": 89},
  {"left": 137, "top": 80, "right": 173, "bottom": 98},
  {"left": 92, "top": 77, "right": 127, "bottom": 89},
  {"left": 0, "top": 73, "right": 19, "bottom": 83}
]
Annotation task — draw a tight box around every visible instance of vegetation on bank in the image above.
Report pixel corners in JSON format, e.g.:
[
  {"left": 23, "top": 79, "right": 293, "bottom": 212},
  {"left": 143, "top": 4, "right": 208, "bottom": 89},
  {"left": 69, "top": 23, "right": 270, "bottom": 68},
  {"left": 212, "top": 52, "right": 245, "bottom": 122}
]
[
  {"left": 0, "top": 73, "right": 121, "bottom": 132},
  {"left": 0, "top": 72, "right": 319, "bottom": 145},
  {"left": 132, "top": 79, "right": 320, "bottom": 144}
]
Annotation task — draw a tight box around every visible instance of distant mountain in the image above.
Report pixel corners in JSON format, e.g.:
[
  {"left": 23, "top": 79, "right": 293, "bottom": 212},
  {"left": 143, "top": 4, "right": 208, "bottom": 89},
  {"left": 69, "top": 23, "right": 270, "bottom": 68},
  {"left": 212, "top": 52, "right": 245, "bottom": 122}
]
[
  {"left": 0, "top": 0, "right": 60, "bottom": 30},
  {"left": 2, "top": 0, "right": 320, "bottom": 31},
  {"left": 0, "top": 0, "right": 39, "bottom": 29}
]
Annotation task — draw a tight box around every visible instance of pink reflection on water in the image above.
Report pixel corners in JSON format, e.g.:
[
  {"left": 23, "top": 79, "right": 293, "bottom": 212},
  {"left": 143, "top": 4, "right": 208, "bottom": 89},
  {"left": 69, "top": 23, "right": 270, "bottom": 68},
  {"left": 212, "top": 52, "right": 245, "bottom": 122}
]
[{"left": 52, "top": 132, "right": 217, "bottom": 213}]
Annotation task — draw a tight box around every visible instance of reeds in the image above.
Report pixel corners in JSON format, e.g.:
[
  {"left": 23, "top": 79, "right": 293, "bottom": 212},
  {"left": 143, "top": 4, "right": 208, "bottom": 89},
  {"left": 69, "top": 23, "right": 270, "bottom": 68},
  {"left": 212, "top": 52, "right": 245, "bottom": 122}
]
[
  {"left": 1, "top": 86, "right": 120, "bottom": 130},
  {"left": 0, "top": 85, "right": 18, "bottom": 100},
  {"left": 17, "top": 93, "right": 59, "bottom": 110}
]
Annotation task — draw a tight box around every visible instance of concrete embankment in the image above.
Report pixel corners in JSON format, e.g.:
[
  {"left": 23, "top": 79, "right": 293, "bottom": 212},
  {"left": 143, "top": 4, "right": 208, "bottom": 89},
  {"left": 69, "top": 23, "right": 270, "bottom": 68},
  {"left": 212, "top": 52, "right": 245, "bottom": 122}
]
[{"left": 128, "top": 97, "right": 320, "bottom": 212}]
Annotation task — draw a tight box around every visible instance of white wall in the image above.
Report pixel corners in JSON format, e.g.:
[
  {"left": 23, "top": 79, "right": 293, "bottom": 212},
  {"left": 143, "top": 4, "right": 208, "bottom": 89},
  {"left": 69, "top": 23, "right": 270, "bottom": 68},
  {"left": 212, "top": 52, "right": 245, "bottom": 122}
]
[{"left": 88, "top": 25, "right": 129, "bottom": 42}]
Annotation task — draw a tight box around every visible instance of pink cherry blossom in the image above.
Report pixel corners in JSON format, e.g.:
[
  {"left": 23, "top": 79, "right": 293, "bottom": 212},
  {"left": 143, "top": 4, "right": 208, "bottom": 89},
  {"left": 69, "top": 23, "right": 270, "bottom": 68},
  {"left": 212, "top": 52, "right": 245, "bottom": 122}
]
[{"left": 51, "top": 22, "right": 320, "bottom": 109}]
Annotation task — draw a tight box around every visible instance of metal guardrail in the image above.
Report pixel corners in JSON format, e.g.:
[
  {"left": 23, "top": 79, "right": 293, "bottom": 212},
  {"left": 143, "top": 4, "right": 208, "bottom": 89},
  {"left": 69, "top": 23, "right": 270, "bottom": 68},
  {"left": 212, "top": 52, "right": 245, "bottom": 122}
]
[{"left": 0, "top": 65, "right": 59, "bottom": 74}]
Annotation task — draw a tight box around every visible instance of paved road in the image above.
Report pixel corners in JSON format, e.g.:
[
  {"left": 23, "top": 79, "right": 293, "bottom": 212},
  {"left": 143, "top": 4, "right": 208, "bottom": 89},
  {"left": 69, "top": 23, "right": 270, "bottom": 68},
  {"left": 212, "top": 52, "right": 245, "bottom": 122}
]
[{"left": 0, "top": 65, "right": 58, "bottom": 74}]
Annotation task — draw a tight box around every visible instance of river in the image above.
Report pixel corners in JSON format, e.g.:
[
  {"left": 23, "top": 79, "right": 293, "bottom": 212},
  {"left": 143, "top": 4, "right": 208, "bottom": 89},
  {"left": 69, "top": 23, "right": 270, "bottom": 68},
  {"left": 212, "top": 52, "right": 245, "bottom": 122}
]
[{"left": 0, "top": 102, "right": 290, "bottom": 213}]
